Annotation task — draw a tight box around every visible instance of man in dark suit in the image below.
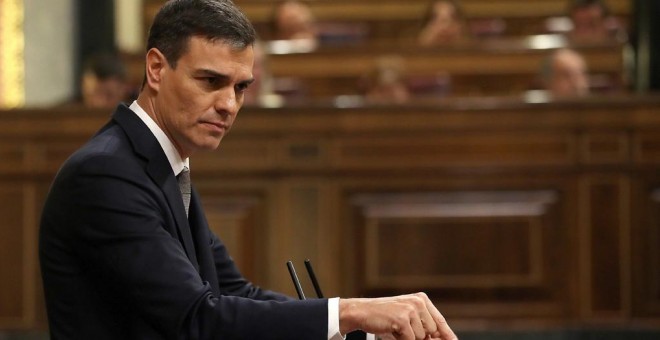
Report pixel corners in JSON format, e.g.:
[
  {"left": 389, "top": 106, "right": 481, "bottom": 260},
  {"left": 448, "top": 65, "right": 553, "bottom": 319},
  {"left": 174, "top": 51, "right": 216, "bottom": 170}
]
[{"left": 39, "top": 0, "right": 457, "bottom": 339}]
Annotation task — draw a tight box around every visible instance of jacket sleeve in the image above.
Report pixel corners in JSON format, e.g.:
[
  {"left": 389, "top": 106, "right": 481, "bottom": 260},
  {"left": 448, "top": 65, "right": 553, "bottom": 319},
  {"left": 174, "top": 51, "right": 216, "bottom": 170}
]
[{"left": 208, "top": 231, "right": 293, "bottom": 302}]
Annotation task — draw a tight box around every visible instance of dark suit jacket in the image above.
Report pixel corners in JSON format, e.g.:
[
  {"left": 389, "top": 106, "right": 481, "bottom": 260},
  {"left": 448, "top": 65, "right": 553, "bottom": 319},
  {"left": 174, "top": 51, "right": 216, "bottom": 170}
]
[{"left": 39, "top": 104, "right": 327, "bottom": 339}]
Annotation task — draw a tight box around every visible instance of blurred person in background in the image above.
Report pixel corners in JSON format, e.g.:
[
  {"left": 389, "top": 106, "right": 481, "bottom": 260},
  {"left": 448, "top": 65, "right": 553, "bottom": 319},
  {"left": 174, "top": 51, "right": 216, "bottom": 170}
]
[
  {"left": 79, "top": 53, "right": 130, "bottom": 109},
  {"left": 272, "top": 0, "right": 318, "bottom": 41},
  {"left": 542, "top": 48, "right": 590, "bottom": 99},
  {"left": 418, "top": 0, "right": 469, "bottom": 46},
  {"left": 362, "top": 55, "right": 410, "bottom": 104},
  {"left": 567, "top": 0, "right": 625, "bottom": 43}
]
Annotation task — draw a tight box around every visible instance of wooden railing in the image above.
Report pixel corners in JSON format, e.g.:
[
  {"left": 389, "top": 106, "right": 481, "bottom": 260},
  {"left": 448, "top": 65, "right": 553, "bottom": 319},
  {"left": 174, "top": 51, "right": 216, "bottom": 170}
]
[
  {"left": 265, "top": 40, "right": 628, "bottom": 98},
  {"left": 1, "top": 94, "right": 660, "bottom": 331}
]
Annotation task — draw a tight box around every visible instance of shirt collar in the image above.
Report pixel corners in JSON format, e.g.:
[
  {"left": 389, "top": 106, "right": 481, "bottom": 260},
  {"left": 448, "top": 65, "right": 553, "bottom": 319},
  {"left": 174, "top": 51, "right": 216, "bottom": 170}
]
[{"left": 128, "top": 100, "right": 189, "bottom": 176}]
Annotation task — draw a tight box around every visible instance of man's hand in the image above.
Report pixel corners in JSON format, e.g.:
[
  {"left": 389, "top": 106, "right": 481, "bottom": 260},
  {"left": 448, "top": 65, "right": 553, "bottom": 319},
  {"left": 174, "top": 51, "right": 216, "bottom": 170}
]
[{"left": 339, "top": 292, "right": 457, "bottom": 340}]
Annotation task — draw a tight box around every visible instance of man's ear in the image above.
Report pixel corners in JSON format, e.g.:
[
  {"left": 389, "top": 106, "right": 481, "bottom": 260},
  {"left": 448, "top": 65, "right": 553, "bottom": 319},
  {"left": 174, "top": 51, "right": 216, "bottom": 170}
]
[{"left": 144, "top": 48, "right": 168, "bottom": 92}]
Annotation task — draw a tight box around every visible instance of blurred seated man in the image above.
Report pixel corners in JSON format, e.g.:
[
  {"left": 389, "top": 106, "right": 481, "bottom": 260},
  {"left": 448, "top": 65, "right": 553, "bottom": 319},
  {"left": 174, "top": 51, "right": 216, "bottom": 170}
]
[
  {"left": 272, "top": 0, "right": 318, "bottom": 41},
  {"left": 542, "top": 48, "right": 590, "bottom": 99},
  {"left": 567, "top": 0, "right": 623, "bottom": 43},
  {"left": 80, "top": 53, "right": 130, "bottom": 109},
  {"left": 362, "top": 55, "right": 410, "bottom": 104},
  {"left": 418, "top": 0, "right": 469, "bottom": 46}
]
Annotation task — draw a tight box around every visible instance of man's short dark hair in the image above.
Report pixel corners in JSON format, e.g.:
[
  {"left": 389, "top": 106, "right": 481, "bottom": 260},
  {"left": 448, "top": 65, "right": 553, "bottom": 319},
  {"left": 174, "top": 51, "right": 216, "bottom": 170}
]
[{"left": 147, "top": 0, "right": 257, "bottom": 68}]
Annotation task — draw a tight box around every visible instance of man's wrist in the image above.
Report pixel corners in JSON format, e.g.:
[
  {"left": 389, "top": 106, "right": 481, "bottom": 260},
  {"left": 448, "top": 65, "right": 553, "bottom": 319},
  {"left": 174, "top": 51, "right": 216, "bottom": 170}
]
[{"left": 338, "top": 298, "right": 364, "bottom": 335}]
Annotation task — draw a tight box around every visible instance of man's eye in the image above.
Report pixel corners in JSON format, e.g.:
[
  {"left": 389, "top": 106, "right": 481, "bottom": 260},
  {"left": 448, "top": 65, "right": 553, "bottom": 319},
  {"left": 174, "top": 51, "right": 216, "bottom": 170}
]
[
  {"left": 204, "top": 77, "right": 219, "bottom": 86},
  {"left": 236, "top": 83, "right": 250, "bottom": 92}
]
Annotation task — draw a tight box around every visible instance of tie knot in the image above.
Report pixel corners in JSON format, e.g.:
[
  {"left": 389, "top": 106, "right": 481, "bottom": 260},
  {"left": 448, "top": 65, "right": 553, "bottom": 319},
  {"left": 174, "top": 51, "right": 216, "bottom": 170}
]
[{"left": 177, "top": 167, "right": 191, "bottom": 194}]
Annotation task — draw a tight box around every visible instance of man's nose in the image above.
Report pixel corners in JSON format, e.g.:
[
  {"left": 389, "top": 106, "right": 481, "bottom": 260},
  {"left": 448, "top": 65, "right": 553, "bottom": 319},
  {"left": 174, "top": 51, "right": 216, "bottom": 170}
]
[{"left": 214, "top": 87, "right": 239, "bottom": 116}]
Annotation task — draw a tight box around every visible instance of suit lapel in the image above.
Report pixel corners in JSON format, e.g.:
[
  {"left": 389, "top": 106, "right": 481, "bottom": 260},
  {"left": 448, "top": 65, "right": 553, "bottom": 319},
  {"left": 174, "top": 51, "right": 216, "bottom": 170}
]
[
  {"left": 158, "top": 171, "right": 200, "bottom": 272},
  {"left": 188, "top": 188, "right": 221, "bottom": 296},
  {"left": 111, "top": 105, "right": 199, "bottom": 271}
]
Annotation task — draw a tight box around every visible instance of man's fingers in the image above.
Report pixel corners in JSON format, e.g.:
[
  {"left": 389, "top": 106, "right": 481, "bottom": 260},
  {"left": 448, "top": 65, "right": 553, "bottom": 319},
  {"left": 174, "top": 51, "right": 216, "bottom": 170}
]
[
  {"left": 394, "top": 321, "right": 416, "bottom": 340},
  {"left": 409, "top": 311, "right": 426, "bottom": 339},
  {"left": 419, "top": 309, "right": 438, "bottom": 335},
  {"left": 436, "top": 319, "right": 457, "bottom": 340},
  {"left": 420, "top": 294, "right": 457, "bottom": 340}
]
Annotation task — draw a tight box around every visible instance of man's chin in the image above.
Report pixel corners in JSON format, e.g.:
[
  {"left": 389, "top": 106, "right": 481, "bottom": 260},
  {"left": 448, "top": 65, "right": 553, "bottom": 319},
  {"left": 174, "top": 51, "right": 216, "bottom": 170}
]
[{"left": 202, "top": 139, "right": 223, "bottom": 151}]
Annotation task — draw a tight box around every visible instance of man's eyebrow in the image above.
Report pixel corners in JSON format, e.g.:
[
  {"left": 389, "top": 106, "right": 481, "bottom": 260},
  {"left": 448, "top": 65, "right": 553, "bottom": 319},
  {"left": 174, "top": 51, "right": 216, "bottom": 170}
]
[
  {"left": 195, "top": 68, "right": 255, "bottom": 84},
  {"left": 240, "top": 78, "right": 256, "bottom": 86},
  {"left": 195, "top": 68, "right": 228, "bottom": 78}
]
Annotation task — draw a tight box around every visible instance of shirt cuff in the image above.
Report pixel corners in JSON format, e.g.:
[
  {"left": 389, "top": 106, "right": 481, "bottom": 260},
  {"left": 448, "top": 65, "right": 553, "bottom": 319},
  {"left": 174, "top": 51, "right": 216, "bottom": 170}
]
[{"left": 328, "top": 297, "right": 344, "bottom": 340}]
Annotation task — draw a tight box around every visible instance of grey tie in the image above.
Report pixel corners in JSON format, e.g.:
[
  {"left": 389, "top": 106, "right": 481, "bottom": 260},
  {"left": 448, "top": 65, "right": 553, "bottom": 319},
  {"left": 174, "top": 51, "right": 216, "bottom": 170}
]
[{"left": 177, "top": 166, "right": 191, "bottom": 217}]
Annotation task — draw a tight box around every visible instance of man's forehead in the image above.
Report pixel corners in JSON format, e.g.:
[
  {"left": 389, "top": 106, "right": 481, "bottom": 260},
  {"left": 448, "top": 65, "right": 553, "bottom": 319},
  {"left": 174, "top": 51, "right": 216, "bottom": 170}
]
[{"left": 183, "top": 37, "right": 253, "bottom": 59}]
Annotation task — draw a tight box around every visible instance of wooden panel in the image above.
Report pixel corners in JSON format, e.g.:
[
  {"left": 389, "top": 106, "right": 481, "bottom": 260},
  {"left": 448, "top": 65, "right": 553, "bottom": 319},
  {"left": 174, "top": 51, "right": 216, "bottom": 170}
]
[
  {"left": 33, "top": 183, "right": 50, "bottom": 329},
  {"left": 631, "top": 182, "right": 660, "bottom": 316},
  {"left": 580, "top": 132, "right": 629, "bottom": 164},
  {"left": 580, "top": 176, "right": 630, "bottom": 317},
  {"left": 351, "top": 190, "right": 571, "bottom": 318},
  {"left": 265, "top": 43, "right": 625, "bottom": 98},
  {"left": 0, "top": 183, "right": 24, "bottom": 326},
  {"left": 269, "top": 46, "right": 623, "bottom": 78},
  {"left": 201, "top": 192, "right": 265, "bottom": 283},
  {"left": 334, "top": 132, "right": 576, "bottom": 169},
  {"left": 21, "top": 142, "right": 83, "bottom": 175},
  {"left": 0, "top": 143, "right": 24, "bottom": 173},
  {"left": 194, "top": 138, "right": 277, "bottom": 173},
  {"left": 366, "top": 217, "right": 543, "bottom": 288},
  {"left": 634, "top": 132, "right": 660, "bottom": 165}
]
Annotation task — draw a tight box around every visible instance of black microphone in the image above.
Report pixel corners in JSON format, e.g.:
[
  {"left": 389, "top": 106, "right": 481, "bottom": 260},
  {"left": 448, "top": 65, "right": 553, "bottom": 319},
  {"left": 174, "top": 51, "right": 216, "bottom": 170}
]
[
  {"left": 304, "top": 259, "right": 324, "bottom": 298},
  {"left": 287, "top": 260, "right": 370, "bottom": 340},
  {"left": 286, "top": 260, "right": 305, "bottom": 300}
]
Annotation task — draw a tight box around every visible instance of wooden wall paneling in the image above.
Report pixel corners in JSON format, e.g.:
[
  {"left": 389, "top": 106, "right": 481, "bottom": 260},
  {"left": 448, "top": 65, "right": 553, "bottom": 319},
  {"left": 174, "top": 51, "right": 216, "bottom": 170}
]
[
  {"left": 631, "top": 176, "right": 660, "bottom": 317},
  {"left": 634, "top": 131, "right": 660, "bottom": 165},
  {"left": 349, "top": 188, "right": 573, "bottom": 319},
  {"left": 266, "top": 178, "right": 342, "bottom": 298},
  {"left": 33, "top": 183, "right": 51, "bottom": 329},
  {"left": 580, "top": 131, "right": 630, "bottom": 165},
  {"left": 579, "top": 175, "right": 631, "bottom": 318},
  {"left": 0, "top": 182, "right": 25, "bottom": 327},
  {"left": 314, "top": 181, "right": 344, "bottom": 298},
  {"left": 193, "top": 137, "right": 278, "bottom": 174},
  {"left": 332, "top": 131, "right": 577, "bottom": 171},
  {"left": 201, "top": 193, "right": 263, "bottom": 281},
  {"left": 20, "top": 183, "right": 37, "bottom": 329},
  {"left": 4, "top": 96, "right": 660, "bottom": 331},
  {"left": 0, "top": 182, "right": 44, "bottom": 329},
  {"left": 259, "top": 179, "right": 324, "bottom": 295},
  {"left": 29, "top": 141, "right": 85, "bottom": 175},
  {"left": 280, "top": 137, "right": 332, "bottom": 170},
  {"left": 194, "top": 177, "right": 274, "bottom": 288},
  {"left": 0, "top": 142, "right": 24, "bottom": 174},
  {"left": 288, "top": 183, "right": 320, "bottom": 291}
]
